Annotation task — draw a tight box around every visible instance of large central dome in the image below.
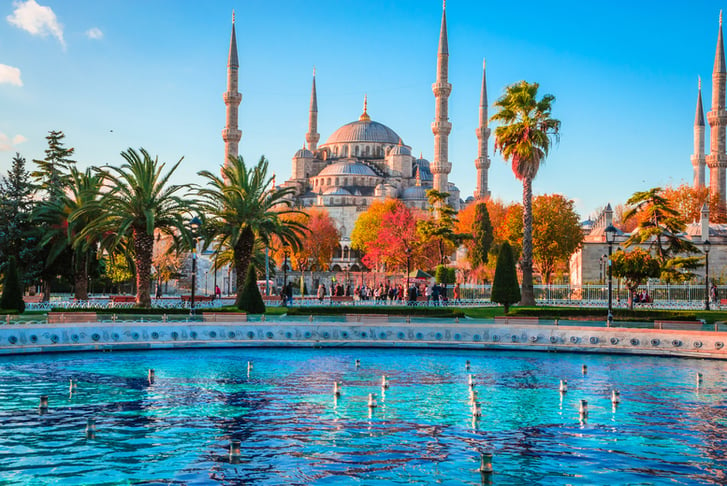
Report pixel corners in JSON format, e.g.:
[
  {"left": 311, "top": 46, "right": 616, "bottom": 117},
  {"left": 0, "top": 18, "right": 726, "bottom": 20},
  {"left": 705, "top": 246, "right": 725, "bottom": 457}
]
[{"left": 324, "top": 119, "right": 402, "bottom": 145}]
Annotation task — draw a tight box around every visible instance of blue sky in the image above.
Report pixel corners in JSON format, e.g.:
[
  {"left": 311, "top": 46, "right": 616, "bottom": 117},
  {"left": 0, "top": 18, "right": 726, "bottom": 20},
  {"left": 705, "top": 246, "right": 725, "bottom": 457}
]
[{"left": 0, "top": 0, "right": 724, "bottom": 219}]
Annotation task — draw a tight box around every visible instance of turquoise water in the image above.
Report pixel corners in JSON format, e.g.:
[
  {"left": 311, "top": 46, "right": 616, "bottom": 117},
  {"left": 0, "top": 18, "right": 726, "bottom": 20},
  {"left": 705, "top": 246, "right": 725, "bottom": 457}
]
[{"left": 0, "top": 348, "right": 726, "bottom": 485}]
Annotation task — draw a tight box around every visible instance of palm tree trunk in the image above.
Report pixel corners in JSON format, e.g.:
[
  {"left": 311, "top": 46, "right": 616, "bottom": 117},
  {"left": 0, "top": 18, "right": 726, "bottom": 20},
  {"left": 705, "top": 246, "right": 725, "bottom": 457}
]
[
  {"left": 74, "top": 252, "right": 89, "bottom": 300},
  {"left": 133, "top": 229, "right": 154, "bottom": 308},
  {"left": 234, "top": 226, "right": 255, "bottom": 308},
  {"left": 521, "top": 176, "right": 536, "bottom": 306}
]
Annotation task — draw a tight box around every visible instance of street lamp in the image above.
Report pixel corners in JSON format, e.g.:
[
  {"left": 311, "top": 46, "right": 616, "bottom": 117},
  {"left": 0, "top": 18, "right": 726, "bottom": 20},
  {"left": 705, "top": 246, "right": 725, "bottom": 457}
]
[
  {"left": 188, "top": 216, "right": 202, "bottom": 315},
  {"left": 405, "top": 247, "right": 412, "bottom": 295},
  {"left": 704, "top": 239, "right": 711, "bottom": 311},
  {"left": 605, "top": 224, "right": 617, "bottom": 327},
  {"left": 283, "top": 246, "right": 290, "bottom": 288}
]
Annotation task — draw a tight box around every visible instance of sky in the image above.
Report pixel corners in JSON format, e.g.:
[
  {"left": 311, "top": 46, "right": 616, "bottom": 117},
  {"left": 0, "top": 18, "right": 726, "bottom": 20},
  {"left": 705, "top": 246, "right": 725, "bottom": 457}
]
[{"left": 0, "top": 0, "right": 725, "bottom": 220}]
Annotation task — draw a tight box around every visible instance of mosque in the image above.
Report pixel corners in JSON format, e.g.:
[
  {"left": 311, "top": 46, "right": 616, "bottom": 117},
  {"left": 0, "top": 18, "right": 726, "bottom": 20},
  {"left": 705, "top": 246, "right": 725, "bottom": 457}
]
[
  {"left": 570, "top": 13, "right": 727, "bottom": 288},
  {"left": 221, "top": 4, "right": 491, "bottom": 272}
]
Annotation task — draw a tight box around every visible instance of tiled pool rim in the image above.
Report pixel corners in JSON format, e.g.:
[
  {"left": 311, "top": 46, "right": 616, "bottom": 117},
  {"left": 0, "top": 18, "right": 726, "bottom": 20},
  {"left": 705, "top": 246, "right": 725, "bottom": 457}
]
[{"left": 1, "top": 320, "right": 726, "bottom": 359}]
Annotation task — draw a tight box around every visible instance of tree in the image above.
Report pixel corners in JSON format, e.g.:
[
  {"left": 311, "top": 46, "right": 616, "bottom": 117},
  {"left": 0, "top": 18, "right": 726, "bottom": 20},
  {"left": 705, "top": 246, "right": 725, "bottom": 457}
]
[
  {"left": 275, "top": 208, "right": 339, "bottom": 273},
  {"left": 351, "top": 199, "right": 402, "bottom": 266},
  {"left": 610, "top": 248, "right": 660, "bottom": 309},
  {"left": 0, "top": 153, "right": 42, "bottom": 288},
  {"left": 532, "top": 194, "right": 583, "bottom": 284},
  {"left": 31, "top": 130, "right": 76, "bottom": 200},
  {"left": 34, "top": 166, "right": 103, "bottom": 300},
  {"left": 418, "top": 189, "right": 463, "bottom": 265},
  {"left": 0, "top": 257, "right": 25, "bottom": 313},
  {"left": 77, "top": 148, "right": 191, "bottom": 308},
  {"left": 491, "top": 80, "right": 561, "bottom": 305},
  {"left": 468, "top": 202, "right": 494, "bottom": 268},
  {"left": 623, "top": 187, "right": 701, "bottom": 283},
  {"left": 197, "top": 155, "right": 306, "bottom": 309},
  {"left": 238, "top": 264, "right": 265, "bottom": 314},
  {"left": 491, "top": 241, "right": 521, "bottom": 312},
  {"left": 661, "top": 184, "right": 725, "bottom": 224}
]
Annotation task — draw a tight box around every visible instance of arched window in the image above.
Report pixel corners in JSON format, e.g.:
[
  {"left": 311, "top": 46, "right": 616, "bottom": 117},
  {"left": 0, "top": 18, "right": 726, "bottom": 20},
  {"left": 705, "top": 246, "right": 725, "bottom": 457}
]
[
  {"left": 334, "top": 245, "right": 342, "bottom": 258},
  {"left": 335, "top": 177, "right": 340, "bottom": 186},
  {"left": 343, "top": 246, "right": 349, "bottom": 259},
  {"left": 364, "top": 146, "right": 370, "bottom": 156},
  {"left": 354, "top": 146, "right": 360, "bottom": 156}
]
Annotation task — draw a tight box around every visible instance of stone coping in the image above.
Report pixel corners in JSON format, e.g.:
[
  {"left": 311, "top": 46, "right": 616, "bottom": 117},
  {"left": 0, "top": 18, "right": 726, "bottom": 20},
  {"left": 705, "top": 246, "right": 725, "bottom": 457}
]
[{"left": 0, "top": 320, "right": 725, "bottom": 359}]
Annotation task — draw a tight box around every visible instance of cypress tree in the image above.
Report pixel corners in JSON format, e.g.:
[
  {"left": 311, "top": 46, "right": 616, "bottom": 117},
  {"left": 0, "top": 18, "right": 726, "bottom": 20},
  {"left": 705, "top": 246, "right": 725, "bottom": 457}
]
[
  {"left": 1, "top": 256, "right": 25, "bottom": 313},
  {"left": 491, "top": 241, "right": 521, "bottom": 313},
  {"left": 470, "top": 202, "right": 494, "bottom": 267},
  {"left": 236, "top": 265, "right": 265, "bottom": 314}
]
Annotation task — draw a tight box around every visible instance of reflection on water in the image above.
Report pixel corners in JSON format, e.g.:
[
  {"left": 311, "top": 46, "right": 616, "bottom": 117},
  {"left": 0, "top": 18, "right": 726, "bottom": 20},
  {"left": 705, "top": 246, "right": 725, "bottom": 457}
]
[{"left": 0, "top": 348, "right": 726, "bottom": 485}]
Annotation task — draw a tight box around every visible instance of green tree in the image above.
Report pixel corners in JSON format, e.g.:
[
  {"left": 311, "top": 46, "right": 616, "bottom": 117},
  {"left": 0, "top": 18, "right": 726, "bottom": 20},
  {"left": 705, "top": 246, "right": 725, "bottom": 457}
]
[
  {"left": 418, "top": 189, "right": 464, "bottom": 265},
  {"left": 0, "top": 153, "right": 42, "bottom": 287},
  {"left": 238, "top": 264, "right": 265, "bottom": 314},
  {"left": 469, "top": 202, "right": 494, "bottom": 268},
  {"left": 491, "top": 241, "right": 521, "bottom": 312},
  {"left": 623, "top": 187, "right": 701, "bottom": 282},
  {"left": 197, "top": 155, "right": 305, "bottom": 309},
  {"left": 532, "top": 194, "right": 583, "bottom": 284},
  {"left": 77, "top": 148, "right": 191, "bottom": 307},
  {"left": 491, "top": 81, "right": 561, "bottom": 305},
  {"left": 34, "top": 167, "right": 103, "bottom": 300},
  {"left": 0, "top": 256, "right": 25, "bottom": 313},
  {"left": 610, "top": 248, "right": 661, "bottom": 309},
  {"left": 31, "top": 130, "right": 76, "bottom": 200}
]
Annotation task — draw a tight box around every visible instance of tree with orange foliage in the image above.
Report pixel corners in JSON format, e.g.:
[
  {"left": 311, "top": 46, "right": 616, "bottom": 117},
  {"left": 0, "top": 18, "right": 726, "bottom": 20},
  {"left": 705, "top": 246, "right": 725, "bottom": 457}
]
[
  {"left": 272, "top": 208, "right": 339, "bottom": 272},
  {"left": 532, "top": 194, "right": 583, "bottom": 284}
]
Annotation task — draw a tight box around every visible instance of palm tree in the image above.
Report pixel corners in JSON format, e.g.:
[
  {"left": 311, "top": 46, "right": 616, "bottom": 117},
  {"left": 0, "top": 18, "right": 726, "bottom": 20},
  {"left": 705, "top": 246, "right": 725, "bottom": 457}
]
[
  {"left": 34, "top": 166, "right": 103, "bottom": 300},
  {"left": 197, "top": 155, "right": 306, "bottom": 308},
  {"left": 490, "top": 81, "right": 561, "bottom": 305},
  {"left": 77, "top": 148, "right": 191, "bottom": 307}
]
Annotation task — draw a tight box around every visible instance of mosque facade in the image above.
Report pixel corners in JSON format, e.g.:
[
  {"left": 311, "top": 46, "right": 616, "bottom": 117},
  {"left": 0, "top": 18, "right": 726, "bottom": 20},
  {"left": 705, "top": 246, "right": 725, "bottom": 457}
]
[{"left": 221, "top": 4, "right": 491, "bottom": 272}]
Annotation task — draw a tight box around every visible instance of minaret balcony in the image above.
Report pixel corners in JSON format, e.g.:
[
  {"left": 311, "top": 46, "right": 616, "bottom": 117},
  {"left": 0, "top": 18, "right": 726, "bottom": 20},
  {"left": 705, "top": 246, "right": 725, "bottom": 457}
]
[
  {"left": 430, "top": 161, "right": 452, "bottom": 173},
  {"left": 431, "top": 82, "right": 452, "bottom": 97},
  {"left": 431, "top": 121, "right": 452, "bottom": 135},
  {"left": 224, "top": 92, "right": 242, "bottom": 105},
  {"left": 222, "top": 128, "right": 242, "bottom": 141},
  {"left": 707, "top": 111, "right": 727, "bottom": 124},
  {"left": 476, "top": 127, "right": 491, "bottom": 138},
  {"left": 475, "top": 157, "right": 490, "bottom": 170}
]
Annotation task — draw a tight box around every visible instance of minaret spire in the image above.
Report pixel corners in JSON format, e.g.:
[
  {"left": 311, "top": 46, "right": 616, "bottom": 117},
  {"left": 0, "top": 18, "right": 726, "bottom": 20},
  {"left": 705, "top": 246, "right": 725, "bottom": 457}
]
[
  {"left": 360, "top": 94, "right": 371, "bottom": 122},
  {"left": 431, "top": 0, "right": 452, "bottom": 203},
  {"left": 707, "top": 11, "right": 727, "bottom": 211},
  {"left": 474, "top": 59, "right": 491, "bottom": 200},
  {"left": 692, "top": 77, "right": 706, "bottom": 189},
  {"left": 306, "top": 67, "right": 320, "bottom": 151},
  {"left": 222, "top": 12, "right": 242, "bottom": 169}
]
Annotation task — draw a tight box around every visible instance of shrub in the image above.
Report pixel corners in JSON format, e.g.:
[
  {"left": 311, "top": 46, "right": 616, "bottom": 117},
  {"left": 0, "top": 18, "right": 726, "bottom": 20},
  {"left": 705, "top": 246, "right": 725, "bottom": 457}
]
[
  {"left": 0, "top": 257, "right": 25, "bottom": 313},
  {"left": 491, "top": 241, "right": 520, "bottom": 313}
]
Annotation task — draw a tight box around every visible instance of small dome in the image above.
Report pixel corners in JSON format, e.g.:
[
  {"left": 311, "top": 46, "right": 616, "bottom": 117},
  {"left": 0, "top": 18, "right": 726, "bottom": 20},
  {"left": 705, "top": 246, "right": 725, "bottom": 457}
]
[
  {"left": 294, "top": 147, "right": 313, "bottom": 158},
  {"left": 390, "top": 143, "right": 411, "bottom": 156},
  {"left": 318, "top": 161, "right": 377, "bottom": 177},
  {"left": 402, "top": 185, "right": 428, "bottom": 200},
  {"left": 413, "top": 159, "right": 433, "bottom": 181},
  {"left": 324, "top": 119, "right": 402, "bottom": 145}
]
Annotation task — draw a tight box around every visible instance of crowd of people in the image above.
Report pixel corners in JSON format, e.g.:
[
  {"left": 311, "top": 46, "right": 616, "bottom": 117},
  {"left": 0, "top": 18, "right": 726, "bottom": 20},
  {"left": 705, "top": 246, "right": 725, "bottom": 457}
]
[{"left": 301, "top": 280, "right": 462, "bottom": 306}]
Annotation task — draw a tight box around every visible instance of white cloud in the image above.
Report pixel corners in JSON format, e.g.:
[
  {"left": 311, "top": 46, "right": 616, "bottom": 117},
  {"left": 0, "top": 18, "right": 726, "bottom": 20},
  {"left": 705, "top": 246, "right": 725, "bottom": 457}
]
[
  {"left": 7, "top": 0, "right": 65, "bottom": 49},
  {"left": 0, "top": 132, "right": 27, "bottom": 152},
  {"left": 0, "top": 64, "right": 22, "bottom": 86},
  {"left": 85, "top": 27, "right": 102, "bottom": 40}
]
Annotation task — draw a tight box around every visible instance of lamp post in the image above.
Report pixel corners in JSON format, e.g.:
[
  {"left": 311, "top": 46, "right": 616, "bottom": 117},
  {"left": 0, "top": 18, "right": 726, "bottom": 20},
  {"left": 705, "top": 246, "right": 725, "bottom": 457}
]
[
  {"left": 188, "top": 216, "right": 202, "bottom": 315},
  {"left": 283, "top": 246, "right": 290, "bottom": 288},
  {"left": 605, "top": 224, "right": 617, "bottom": 327},
  {"left": 405, "top": 247, "right": 412, "bottom": 293},
  {"left": 704, "top": 239, "right": 711, "bottom": 310}
]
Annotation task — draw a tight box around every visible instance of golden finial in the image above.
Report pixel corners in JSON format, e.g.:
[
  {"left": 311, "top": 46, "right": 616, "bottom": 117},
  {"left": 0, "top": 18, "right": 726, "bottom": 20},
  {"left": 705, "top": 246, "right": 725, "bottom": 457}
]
[{"left": 359, "top": 94, "right": 370, "bottom": 121}]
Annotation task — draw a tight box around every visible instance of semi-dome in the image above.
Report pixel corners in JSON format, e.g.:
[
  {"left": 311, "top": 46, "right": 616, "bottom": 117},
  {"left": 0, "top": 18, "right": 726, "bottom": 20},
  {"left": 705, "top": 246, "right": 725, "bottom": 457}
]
[
  {"left": 389, "top": 142, "right": 411, "bottom": 156},
  {"left": 323, "top": 187, "right": 352, "bottom": 195},
  {"left": 414, "top": 159, "right": 433, "bottom": 181},
  {"left": 318, "top": 161, "right": 377, "bottom": 177},
  {"left": 324, "top": 119, "right": 402, "bottom": 145}
]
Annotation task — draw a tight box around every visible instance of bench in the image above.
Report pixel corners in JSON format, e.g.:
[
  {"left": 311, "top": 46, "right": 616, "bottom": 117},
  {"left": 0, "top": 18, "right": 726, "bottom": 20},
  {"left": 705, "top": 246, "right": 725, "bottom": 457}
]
[
  {"left": 495, "top": 316, "right": 539, "bottom": 326},
  {"left": 331, "top": 296, "right": 354, "bottom": 303},
  {"left": 202, "top": 312, "right": 248, "bottom": 322},
  {"left": 48, "top": 312, "right": 98, "bottom": 323},
  {"left": 110, "top": 295, "right": 136, "bottom": 303},
  {"left": 181, "top": 295, "right": 215, "bottom": 303},
  {"left": 345, "top": 314, "right": 389, "bottom": 323},
  {"left": 654, "top": 320, "right": 703, "bottom": 330}
]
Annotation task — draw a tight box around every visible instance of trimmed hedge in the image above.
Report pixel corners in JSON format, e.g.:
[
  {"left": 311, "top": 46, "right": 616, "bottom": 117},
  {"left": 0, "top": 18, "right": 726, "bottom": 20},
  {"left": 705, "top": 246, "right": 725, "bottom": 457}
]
[
  {"left": 288, "top": 306, "right": 465, "bottom": 318},
  {"left": 510, "top": 306, "right": 708, "bottom": 322}
]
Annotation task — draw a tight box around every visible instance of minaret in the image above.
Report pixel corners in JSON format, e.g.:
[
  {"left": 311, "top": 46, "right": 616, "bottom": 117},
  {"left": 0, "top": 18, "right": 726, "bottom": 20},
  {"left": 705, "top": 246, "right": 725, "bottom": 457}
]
[
  {"left": 431, "top": 1, "right": 452, "bottom": 197},
  {"left": 474, "top": 59, "right": 491, "bottom": 200},
  {"left": 692, "top": 77, "right": 706, "bottom": 189},
  {"left": 707, "top": 11, "right": 727, "bottom": 208},
  {"left": 222, "top": 11, "right": 242, "bottom": 168},
  {"left": 306, "top": 68, "right": 320, "bottom": 152}
]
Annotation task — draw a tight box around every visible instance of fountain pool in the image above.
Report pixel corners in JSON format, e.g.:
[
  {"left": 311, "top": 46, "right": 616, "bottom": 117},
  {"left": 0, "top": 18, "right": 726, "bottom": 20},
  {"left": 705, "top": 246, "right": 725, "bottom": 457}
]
[{"left": 0, "top": 347, "right": 725, "bottom": 485}]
